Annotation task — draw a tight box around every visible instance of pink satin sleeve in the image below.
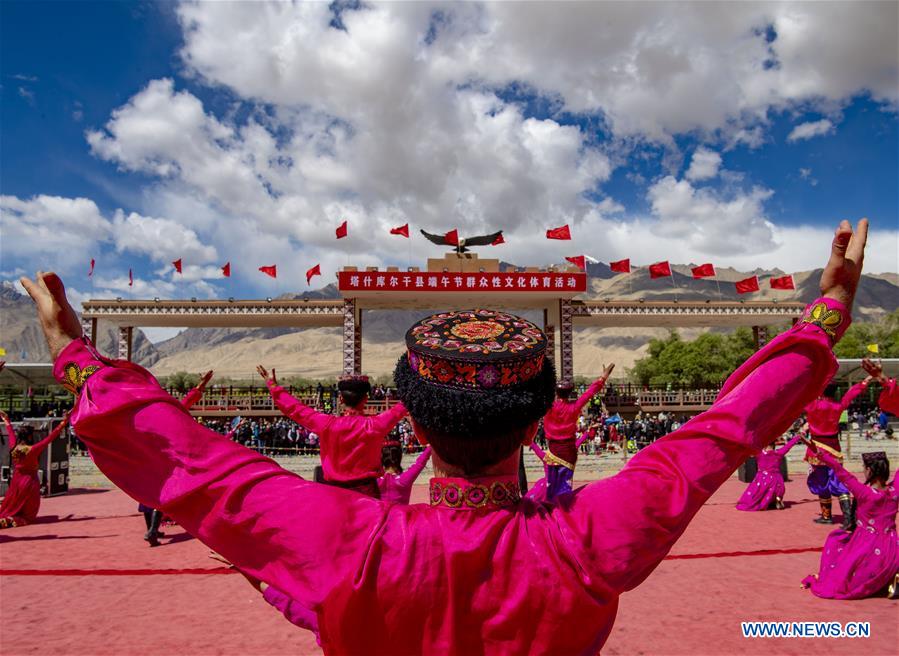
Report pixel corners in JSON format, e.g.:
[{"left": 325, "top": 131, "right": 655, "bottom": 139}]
[
  {"left": 775, "top": 433, "right": 803, "bottom": 456},
  {"left": 2, "top": 416, "right": 16, "bottom": 448},
  {"left": 575, "top": 376, "right": 606, "bottom": 412},
  {"left": 55, "top": 338, "right": 381, "bottom": 615},
  {"left": 554, "top": 314, "right": 839, "bottom": 595},
  {"left": 839, "top": 380, "right": 868, "bottom": 410},
  {"left": 267, "top": 383, "right": 333, "bottom": 435},
  {"left": 530, "top": 441, "right": 546, "bottom": 462},
  {"left": 30, "top": 419, "right": 67, "bottom": 458},
  {"left": 368, "top": 402, "right": 408, "bottom": 436},
  {"left": 180, "top": 386, "right": 203, "bottom": 410},
  {"left": 397, "top": 447, "right": 431, "bottom": 488}
]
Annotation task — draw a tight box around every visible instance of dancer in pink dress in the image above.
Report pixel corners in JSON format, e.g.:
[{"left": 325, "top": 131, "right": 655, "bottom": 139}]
[
  {"left": 526, "top": 432, "right": 593, "bottom": 502},
  {"left": 0, "top": 411, "right": 69, "bottom": 528},
  {"left": 19, "top": 218, "right": 869, "bottom": 653},
  {"left": 258, "top": 365, "right": 407, "bottom": 498},
  {"left": 541, "top": 366, "right": 614, "bottom": 498},
  {"left": 801, "top": 445, "right": 898, "bottom": 599},
  {"left": 378, "top": 443, "right": 432, "bottom": 505},
  {"left": 736, "top": 432, "right": 804, "bottom": 511}
]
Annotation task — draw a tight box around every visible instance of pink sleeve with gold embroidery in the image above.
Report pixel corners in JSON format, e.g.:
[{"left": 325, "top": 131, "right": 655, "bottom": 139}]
[
  {"left": 556, "top": 298, "right": 847, "bottom": 595},
  {"left": 54, "top": 337, "right": 380, "bottom": 617}
]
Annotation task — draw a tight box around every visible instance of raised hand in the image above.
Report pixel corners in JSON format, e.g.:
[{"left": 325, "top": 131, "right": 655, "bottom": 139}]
[
  {"left": 819, "top": 219, "right": 868, "bottom": 309},
  {"left": 20, "top": 272, "right": 83, "bottom": 360},
  {"left": 256, "top": 365, "right": 277, "bottom": 386},
  {"left": 861, "top": 357, "right": 884, "bottom": 382},
  {"left": 601, "top": 363, "right": 615, "bottom": 381},
  {"left": 197, "top": 370, "right": 214, "bottom": 393}
]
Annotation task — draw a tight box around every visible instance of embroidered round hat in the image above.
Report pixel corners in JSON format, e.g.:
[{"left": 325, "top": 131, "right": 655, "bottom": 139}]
[{"left": 394, "top": 309, "right": 555, "bottom": 437}]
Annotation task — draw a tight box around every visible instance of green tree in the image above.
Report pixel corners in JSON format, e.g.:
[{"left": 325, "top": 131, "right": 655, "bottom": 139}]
[{"left": 833, "top": 310, "right": 899, "bottom": 358}]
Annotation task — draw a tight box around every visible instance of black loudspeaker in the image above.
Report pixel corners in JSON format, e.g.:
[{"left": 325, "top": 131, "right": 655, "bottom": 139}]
[
  {"left": 0, "top": 447, "right": 9, "bottom": 497},
  {"left": 779, "top": 454, "right": 790, "bottom": 481},
  {"left": 738, "top": 456, "right": 758, "bottom": 483},
  {"left": 39, "top": 434, "right": 70, "bottom": 496}
]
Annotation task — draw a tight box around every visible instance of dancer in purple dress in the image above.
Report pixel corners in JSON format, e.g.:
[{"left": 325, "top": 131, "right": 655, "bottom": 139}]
[
  {"left": 736, "top": 432, "right": 804, "bottom": 511},
  {"left": 526, "top": 432, "right": 592, "bottom": 502},
  {"left": 801, "top": 445, "right": 898, "bottom": 599}
]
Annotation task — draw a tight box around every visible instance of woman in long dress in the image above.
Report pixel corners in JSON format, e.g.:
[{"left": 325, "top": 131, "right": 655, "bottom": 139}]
[
  {"left": 0, "top": 411, "right": 69, "bottom": 528},
  {"left": 801, "top": 443, "right": 898, "bottom": 599},
  {"left": 736, "top": 432, "right": 803, "bottom": 511}
]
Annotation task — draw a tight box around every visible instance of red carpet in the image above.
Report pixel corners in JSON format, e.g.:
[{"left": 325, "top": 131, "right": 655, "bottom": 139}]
[{"left": 1, "top": 477, "right": 896, "bottom": 655}]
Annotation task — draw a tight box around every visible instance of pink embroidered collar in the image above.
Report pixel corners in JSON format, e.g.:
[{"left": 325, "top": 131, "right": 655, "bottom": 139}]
[{"left": 429, "top": 476, "right": 521, "bottom": 510}]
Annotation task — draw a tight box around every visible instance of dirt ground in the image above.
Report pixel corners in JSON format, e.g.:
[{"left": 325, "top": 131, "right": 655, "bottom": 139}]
[{"left": 1, "top": 461, "right": 897, "bottom": 656}]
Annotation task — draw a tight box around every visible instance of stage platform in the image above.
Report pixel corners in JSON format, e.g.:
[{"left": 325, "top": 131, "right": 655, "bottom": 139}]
[{"left": 1, "top": 475, "right": 896, "bottom": 655}]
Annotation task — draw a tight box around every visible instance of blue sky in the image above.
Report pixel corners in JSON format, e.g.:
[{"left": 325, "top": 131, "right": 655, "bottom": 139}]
[{"left": 2, "top": 1, "right": 897, "bottom": 315}]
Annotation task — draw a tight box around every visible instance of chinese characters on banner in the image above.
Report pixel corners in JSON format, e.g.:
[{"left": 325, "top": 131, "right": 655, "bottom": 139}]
[{"left": 338, "top": 271, "right": 587, "bottom": 293}]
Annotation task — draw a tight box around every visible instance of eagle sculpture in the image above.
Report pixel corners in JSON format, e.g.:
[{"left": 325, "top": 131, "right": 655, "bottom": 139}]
[{"left": 420, "top": 229, "right": 504, "bottom": 254}]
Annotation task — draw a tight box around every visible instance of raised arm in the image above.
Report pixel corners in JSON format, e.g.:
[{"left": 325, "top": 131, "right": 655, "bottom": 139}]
[
  {"left": 839, "top": 379, "right": 869, "bottom": 410},
  {"left": 574, "top": 366, "right": 613, "bottom": 412},
  {"left": 576, "top": 431, "right": 593, "bottom": 449},
  {"left": 47, "top": 337, "right": 379, "bottom": 616},
  {"left": 29, "top": 415, "right": 69, "bottom": 458},
  {"left": 775, "top": 432, "right": 804, "bottom": 456},
  {"left": 266, "top": 381, "right": 334, "bottom": 435},
  {"left": 368, "top": 402, "right": 408, "bottom": 437},
  {"left": 557, "top": 212, "right": 868, "bottom": 596},
  {"left": 0, "top": 411, "right": 17, "bottom": 448},
  {"left": 397, "top": 446, "right": 432, "bottom": 487},
  {"left": 558, "top": 312, "right": 842, "bottom": 594}
]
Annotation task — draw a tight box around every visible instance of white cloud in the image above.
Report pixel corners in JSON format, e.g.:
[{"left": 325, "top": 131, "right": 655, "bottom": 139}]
[
  {"left": 112, "top": 210, "right": 218, "bottom": 264},
  {"left": 1, "top": 195, "right": 111, "bottom": 270},
  {"left": 787, "top": 119, "right": 835, "bottom": 142},
  {"left": 646, "top": 176, "right": 775, "bottom": 255},
  {"left": 685, "top": 148, "right": 722, "bottom": 181}
]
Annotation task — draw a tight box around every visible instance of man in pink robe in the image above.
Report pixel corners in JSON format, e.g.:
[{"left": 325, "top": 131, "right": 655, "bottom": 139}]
[
  {"left": 257, "top": 366, "right": 407, "bottom": 498},
  {"left": 20, "top": 218, "right": 868, "bottom": 654}
]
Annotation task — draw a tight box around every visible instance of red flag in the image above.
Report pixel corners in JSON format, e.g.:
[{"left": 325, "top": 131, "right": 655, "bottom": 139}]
[
  {"left": 649, "top": 261, "right": 672, "bottom": 279},
  {"left": 769, "top": 274, "right": 795, "bottom": 290},
  {"left": 443, "top": 229, "right": 459, "bottom": 246},
  {"left": 565, "top": 255, "right": 586, "bottom": 271},
  {"left": 491, "top": 233, "right": 505, "bottom": 245},
  {"left": 259, "top": 265, "right": 277, "bottom": 279},
  {"left": 735, "top": 275, "right": 760, "bottom": 294},
  {"left": 172, "top": 258, "right": 183, "bottom": 274},
  {"left": 546, "top": 225, "right": 572, "bottom": 240},
  {"left": 128, "top": 268, "right": 133, "bottom": 287},
  {"left": 306, "top": 264, "right": 321, "bottom": 285},
  {"left": 691, "top": 263, "right": 715, "bottom": 279},
  {"left": 335, "top": 220, "right": 348, "bottom": 239},
  {"left": 221, "top": 262, "right": 231, "bottom": 278},
  {"left": 88, "top": 258, "right": 95, "bottom": 278},
  {"left": 390, "top": 224, "right": 409, "bottom": 238},
  {"left": 610, "top": 258, "right": 631, "bottom": 273}
]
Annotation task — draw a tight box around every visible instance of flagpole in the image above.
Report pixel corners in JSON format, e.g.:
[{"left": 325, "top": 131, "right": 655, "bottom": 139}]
[
  {"left": 714, "top": 274, "right": 722, "bottom": 300},
  {"left": 670, "top": 268, "right": 677, "bottom": 302}
]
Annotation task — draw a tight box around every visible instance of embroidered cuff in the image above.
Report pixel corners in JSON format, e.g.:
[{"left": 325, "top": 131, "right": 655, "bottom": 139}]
[
  {"left": 53, "top": 337, "right": 107, "bottom": 395},
  {"left": 798, "top": 297, "right": 850, "bottom": 344}
]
